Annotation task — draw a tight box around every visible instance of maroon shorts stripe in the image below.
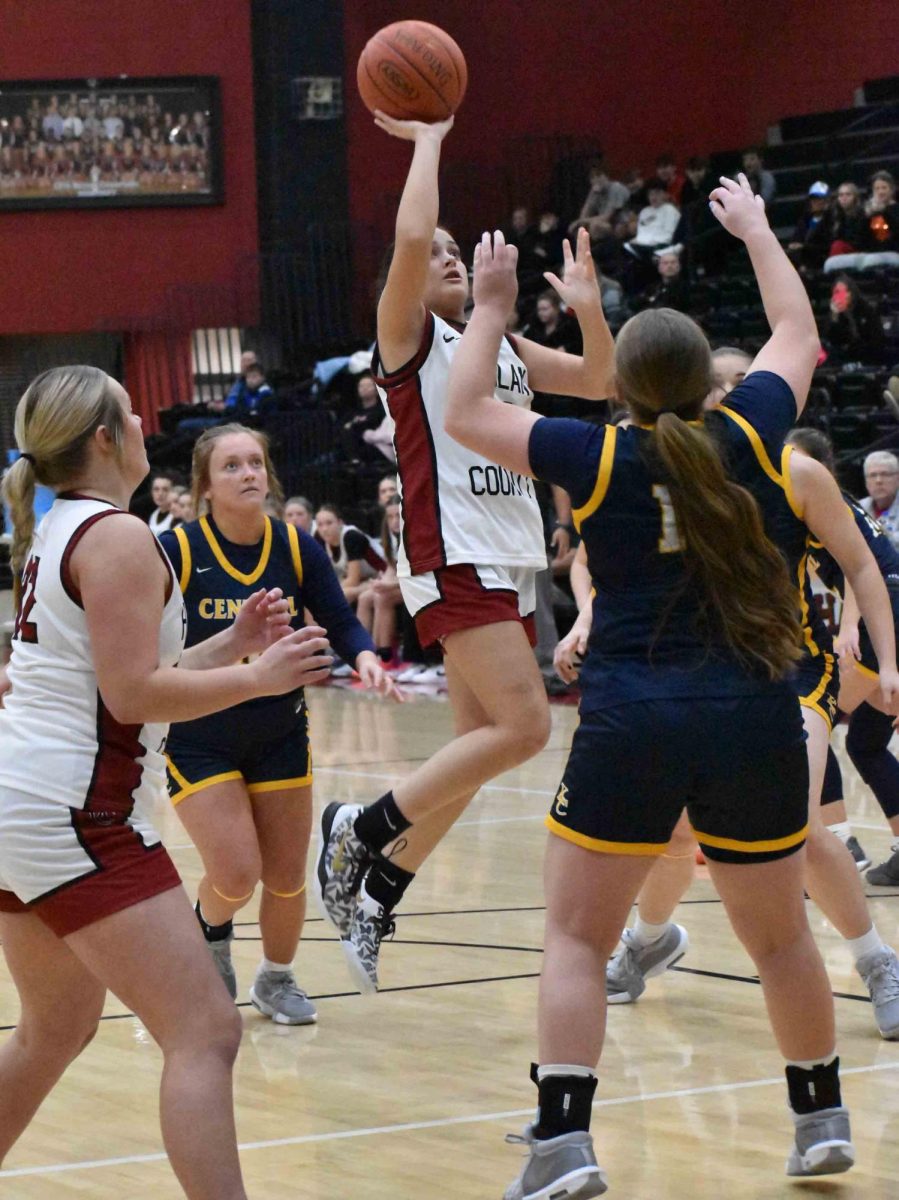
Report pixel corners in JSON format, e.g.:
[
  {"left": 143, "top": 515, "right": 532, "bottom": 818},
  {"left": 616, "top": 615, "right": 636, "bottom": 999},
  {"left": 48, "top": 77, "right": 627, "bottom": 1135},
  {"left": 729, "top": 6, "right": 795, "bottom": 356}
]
[
  {"left": 0, "top": 889, "right": 28, "bottom": 915},
  {"left": 413, "top": 564, "right": 538, "bottom": 649}
]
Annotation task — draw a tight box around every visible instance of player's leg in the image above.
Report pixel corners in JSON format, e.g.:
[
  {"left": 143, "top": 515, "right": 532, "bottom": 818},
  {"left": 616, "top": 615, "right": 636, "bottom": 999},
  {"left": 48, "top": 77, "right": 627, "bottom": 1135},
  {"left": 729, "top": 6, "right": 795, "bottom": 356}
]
[
  {"left": 846, "top": 702, "right": 899, "bottom": 883},
  {"left": 606, "top": 809, "right": 694, "bottom": 1003},
  {"left": 0, "top": 911, "right": 105, "bottom": 1162},
  {"left": 333, "top": 653, "right": 487, "bottom": 992},
  {"left": 800, "top": 705, "right": 899, "bottom": 1037},
  {"left": 250, "top": 782, "right": 317, "bottom": 1024},
  {"left": 819, "top": 744, "right": 870, "bottom": 871},
  {"left": 707, "top": 850, "right": 853, "bottom": 1176},
  {"left": 174, "top": 778, "right": 262, "bottom": 999},
  {"left": 372, "top": 586, "right": 401, "bottom": 661},
  {"left": 67, "top": 887, "right": 247, "bottom": 1200}
]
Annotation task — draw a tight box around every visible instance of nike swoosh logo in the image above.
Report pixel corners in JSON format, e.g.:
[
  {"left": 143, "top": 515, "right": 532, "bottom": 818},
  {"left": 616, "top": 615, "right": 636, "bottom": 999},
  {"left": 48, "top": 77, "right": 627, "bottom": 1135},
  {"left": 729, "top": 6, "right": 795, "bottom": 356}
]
[
  {"left": 384, "top": 813, "right": 397, "bottom": 832},
  {"left": 197, "top": 566, "right": 213, "bottom": 573},
  {"left": 443, "top": 333, "right": 459, "bottom": 343}
]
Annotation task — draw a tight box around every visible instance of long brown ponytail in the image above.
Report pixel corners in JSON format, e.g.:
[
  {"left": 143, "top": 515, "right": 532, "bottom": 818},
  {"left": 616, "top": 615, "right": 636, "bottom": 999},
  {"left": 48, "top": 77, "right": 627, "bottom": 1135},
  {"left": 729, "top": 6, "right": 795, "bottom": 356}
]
[{"left": 616, "top": 309, "right": 802, "bottom": 680}]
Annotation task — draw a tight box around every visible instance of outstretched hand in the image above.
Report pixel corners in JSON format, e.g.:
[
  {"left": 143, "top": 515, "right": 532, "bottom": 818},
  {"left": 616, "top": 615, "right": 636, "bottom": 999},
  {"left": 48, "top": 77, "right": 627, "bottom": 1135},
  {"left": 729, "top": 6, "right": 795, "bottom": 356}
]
[
  {"left": 472, "top": 229, "right": 519, "bottom": 315},
  {"left": 373, "top": 109, "right": 454, "bottom": 143},
  {"left": 709, "top": 173, "right": 770, "bottom": 241},
  {"left": 231, "top": 587, "right": 292, "bottom": 658},
  {"left": 543, "top": 227, "right": 602, "bottom": 317}
]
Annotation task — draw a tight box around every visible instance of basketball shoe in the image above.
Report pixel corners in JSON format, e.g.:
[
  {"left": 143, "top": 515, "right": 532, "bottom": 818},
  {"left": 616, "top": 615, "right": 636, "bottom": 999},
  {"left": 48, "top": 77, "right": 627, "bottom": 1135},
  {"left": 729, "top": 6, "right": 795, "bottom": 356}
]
[
  {"left": 856, "top": 946, "right": 899, "bottom": 1038},
  {"left": 503, "top": 1125, "right": 607, "bottom": 1199},
  {"left": 786, "top": 1107, "right": 854, "bottom": 1176},
  {"left": 866, "top": 844, "right": 899, "bottom": 886},
  {"left": 845, "top": 835, "right": 871, "bottom": 872},
  {"left": 606, "top": 924, "right": 689, "bottom": 1004},
  {"left": 342, "top": 886, "right": 395, "bottom": 995},
  {"left": 249, "top": 969, "right": 317, "bottom": 1025},
  {"left": 314, "top": 802, "right": 370, "bottom": 937}
]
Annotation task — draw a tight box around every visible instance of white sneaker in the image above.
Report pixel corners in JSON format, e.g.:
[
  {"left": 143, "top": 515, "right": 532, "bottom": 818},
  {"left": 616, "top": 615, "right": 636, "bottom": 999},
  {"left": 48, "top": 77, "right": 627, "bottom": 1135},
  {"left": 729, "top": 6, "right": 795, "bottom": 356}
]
[
  {"left": 413, "top": 665, "right": 446, "bottom": 686},
  {"left": 330, "top": 661, "right": 354, "bottom": 678},
  {"left": 395, "top": 662, "right": 427, "bottom": 683}
]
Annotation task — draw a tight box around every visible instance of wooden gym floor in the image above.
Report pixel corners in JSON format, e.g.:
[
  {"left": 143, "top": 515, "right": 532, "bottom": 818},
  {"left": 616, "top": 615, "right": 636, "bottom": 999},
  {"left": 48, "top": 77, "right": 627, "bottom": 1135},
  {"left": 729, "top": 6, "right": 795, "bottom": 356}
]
[{"left": 1, "top": 683, "right": 898, "bottom": 1198}]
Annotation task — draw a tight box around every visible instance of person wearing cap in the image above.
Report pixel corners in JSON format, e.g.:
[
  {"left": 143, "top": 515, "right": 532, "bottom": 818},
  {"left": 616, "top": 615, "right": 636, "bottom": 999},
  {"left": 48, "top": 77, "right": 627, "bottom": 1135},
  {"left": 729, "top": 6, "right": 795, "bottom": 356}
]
[{"left": 788, "top": 181, "right": 832, "bottom": 271}]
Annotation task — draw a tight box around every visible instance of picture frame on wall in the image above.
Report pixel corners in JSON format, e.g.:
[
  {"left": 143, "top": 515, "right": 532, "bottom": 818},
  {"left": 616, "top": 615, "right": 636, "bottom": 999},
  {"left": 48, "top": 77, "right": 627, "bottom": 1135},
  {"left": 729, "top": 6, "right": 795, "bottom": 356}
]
[{"left": 0, "top": 75, "right": 223, "bottom": 211}]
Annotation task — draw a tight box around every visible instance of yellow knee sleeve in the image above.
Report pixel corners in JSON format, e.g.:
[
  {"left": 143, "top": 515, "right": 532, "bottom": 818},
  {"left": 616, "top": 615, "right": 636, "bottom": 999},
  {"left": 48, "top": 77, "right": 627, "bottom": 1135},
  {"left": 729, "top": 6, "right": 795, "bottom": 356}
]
[
  {"left": 264, "top": 883, "right": 307, "bottom": 899},
  {"left": 212, "top": 884, "right": 255, "bottom": 903}
]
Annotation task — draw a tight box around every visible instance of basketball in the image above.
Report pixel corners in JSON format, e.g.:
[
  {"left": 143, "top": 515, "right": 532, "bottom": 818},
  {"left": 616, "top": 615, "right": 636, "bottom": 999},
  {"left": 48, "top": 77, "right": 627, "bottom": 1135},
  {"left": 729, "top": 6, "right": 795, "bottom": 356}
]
[{"left": 356, "top": 20, "right": 468, "bottom": 123}]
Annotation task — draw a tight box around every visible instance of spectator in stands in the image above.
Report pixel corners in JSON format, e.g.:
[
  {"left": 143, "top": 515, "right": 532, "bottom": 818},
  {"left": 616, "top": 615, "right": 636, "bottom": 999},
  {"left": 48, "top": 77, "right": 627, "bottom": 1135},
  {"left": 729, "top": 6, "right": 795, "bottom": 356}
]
[
  {"left": 742, "top": 147, "right": 777, "bottom": 207},
  {"left": 568, "top": 160, "right": 630, "bottom": 243},
  {"left": 654, "top": 153, "right": 684, "bottom": 204},
  {"left": 680, "top": 156, "right": 713, "bottom": 210},
  {"left": 377, "top": 474, "right": 398, "bottom": 507},
  {"left": 531, "top": 211, "right": 565, "bottom": 277},
  {"left": 623, "top": 178, "right": 681, "bottom": 292},
  {"left": 224, "top": 362, "right": 273, "bottom": 416},
  {"left": 826, "top": 171, "right": 899, "bottom": 272},
  {"left": 631, "top": 249, "right": 689, "bottom": 313},
  {"left": 356, "top": 495, "right": 404, "bottom": 667},
  {"left": 821, "top": 274, "right": 883, "bottom": 365},
  {"left": 314, "top": 502, "right": 386, "bottom": 605},
  {"left": 361, "top": 415, "right": 397, "bottom": 465},
  {"left": 284, "top": 495, "right": 315, "bottom": 533},
  {"left": 861, "top": 451, "right": 899, "bottom": 551},
  {"left": 341, "top": 371, "right": 385, "bottom": 463},
  {"left": 829, "top": 181, "right": 867, "bottom": 256},
  {"left": 521, "top": 290, "right": 583, "bottom": 353},
  {"left": 787, "top": 181, "right": 832, "bottom": 272},
  {"left": 168, "top": 485, "right": 189, "bottom": 528},
  {"left": 591, "top": 207, "right": 638, "bottom": 280},
  {"left": 507, "top": 206, "right": 548, "bottom": 299},
  {"left": 172, "top": 490, "right": 197, "bottom": 524},
  {"left": 597, "top": 270, "right": 627, "bottom": 330},
  {"left": 223, "top": 350, "right": 259, "bottom": 408},
  {"left": 147, "top": 472, "right": 174, "bottom": 536}
]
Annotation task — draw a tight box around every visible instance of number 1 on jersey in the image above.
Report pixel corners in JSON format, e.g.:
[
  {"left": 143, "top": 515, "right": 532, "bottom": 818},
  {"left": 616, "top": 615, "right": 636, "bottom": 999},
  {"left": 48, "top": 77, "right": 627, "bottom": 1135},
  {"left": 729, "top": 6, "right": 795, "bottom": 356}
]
[{"left": 652, "top": 486, "right": 683, "bottom": 553}]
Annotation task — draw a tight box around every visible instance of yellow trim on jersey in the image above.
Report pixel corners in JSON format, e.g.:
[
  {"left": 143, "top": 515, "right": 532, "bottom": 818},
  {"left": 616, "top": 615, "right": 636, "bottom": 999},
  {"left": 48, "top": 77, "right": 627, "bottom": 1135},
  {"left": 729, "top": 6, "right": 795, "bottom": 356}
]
[
  {"left": 572, "top": 425, "right": 617, "bottom": 532},
  {"left": 719, "top": 405, "right": 782, "bottom": 487},
  {"left": 691, "top": 824, "right": 808, "bottom": 854},
  {"left": 780, "top": 444, "right": 803, "bottom": 519},
  {"left": 199, "top": 514, "right": 272, "bottom": 585},
  {"left": 286, "top": 521, "right": 304, "bottom": 586},
  {"left": 173, "top": 524, "right": 192, "bottom": 594},
  {"left": 797, "top": 649, "right": 836, "bottom": 729},
  {"left": 165, "top": 758, "right": 243, "bottom": 806},
  {"left": 800, "top": 697, "right": 835, "bottom": 731},
  {"left": 852, "top": 661, "right": 879, "bottom": 681},
  {"left": 545, "top": 814, "right": 669, "bottom": 856},
  {"left": 796, "top": 554, "right": 821, "bottom": 657},
  {"left": 247, "top": 772, "right": 313, "bottom": 795}
]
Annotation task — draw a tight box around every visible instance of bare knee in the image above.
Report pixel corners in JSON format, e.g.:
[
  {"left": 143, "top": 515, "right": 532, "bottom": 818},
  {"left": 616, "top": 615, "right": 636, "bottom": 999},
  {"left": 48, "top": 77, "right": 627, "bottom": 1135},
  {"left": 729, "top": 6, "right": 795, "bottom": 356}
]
[
  {"left": 210, "top": 855, "right": 262, "bottom": 904},
  {"left": 165, "top": 994, "right": 243, "bottom": 1065},
  {"left": 505, "top": 695, "right": 552, "bottom": 761},
  {"left": 19, "top": 999, "right": 102, "bottom": 1065}
]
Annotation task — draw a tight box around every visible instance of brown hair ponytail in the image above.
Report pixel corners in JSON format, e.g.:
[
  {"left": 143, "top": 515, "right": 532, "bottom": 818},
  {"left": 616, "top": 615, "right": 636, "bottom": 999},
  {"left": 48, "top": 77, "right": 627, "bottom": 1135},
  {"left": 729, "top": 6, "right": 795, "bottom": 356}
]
[{"left": 652, "top": 413, "right": 802, "bottom": 679}]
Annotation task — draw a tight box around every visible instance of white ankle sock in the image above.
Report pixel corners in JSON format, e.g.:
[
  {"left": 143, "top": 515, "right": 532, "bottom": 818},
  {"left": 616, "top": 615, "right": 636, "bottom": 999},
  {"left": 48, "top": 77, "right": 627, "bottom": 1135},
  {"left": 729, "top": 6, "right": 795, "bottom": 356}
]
[
  {"left": 260, "top": 958, "right": 292, "bottom": 974},
  {"left": 827, "top": 821, "right": 852, "bottom": 844},
  {"left": 536, "top": 1064, "right": 596, "bottom": 1081},
  {"left": 846, "top": 925, "right": 885, "bottom": 964},
  {"left": 786, "top": 1050, "right": 836, "bottom": 1070},
  {"left": 632, "top": 917, "right": 671, "bottom": 947}
]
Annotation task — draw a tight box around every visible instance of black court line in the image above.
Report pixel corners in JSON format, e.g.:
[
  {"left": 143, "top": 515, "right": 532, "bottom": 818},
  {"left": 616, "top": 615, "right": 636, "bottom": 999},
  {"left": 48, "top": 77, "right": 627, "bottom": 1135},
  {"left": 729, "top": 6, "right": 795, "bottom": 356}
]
[
  {"left": 316, "top": 745, "right": 571, "bottom": 771},
  {"left": 235, "top": 936, "right": 544, "bottom": 955}
]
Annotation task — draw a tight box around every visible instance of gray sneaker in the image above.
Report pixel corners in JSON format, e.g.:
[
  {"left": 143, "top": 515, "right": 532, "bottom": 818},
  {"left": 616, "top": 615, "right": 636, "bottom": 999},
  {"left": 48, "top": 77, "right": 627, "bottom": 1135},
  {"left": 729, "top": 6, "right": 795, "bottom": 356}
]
[
  {"left": 786, "top": 1106, "right": 854, "bottom": 1176},
  {"left": 866, "top": 845, "right": 899, "bottom": 886},
  {"left": 606, "top": 924, "right": 689, "bottom": 1004},
  {"left": 209, "top": 933, "right": 237, "bottom": 1001},
  {"left": 503, "top": 1125, "right": 607, "bottom": 1200},
  {"left": 249, "top": 969, "right": 318, "bottom": 1025},
  {"left": 845, "top": 836, "right": 871, "bottom": 872},
  {"left": 314, "top": 802, "right": 370, "bottom": 938},
  {"left": 341, "top": 887, "right": 394, "bottom": 995},
  {"left": 856, "top": 946, "right": 899, "bottom": 1038}
]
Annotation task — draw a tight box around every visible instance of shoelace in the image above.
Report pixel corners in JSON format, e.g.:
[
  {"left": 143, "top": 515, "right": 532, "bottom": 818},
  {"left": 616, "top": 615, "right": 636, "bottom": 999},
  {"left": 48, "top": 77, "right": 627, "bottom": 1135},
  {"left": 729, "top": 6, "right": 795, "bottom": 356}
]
[
  {"left": 504, "top": 1133, "right": 532, "bottom": 1146},
  {"left": 869, "top": 957, "right": 899, "bottom": 1001}
]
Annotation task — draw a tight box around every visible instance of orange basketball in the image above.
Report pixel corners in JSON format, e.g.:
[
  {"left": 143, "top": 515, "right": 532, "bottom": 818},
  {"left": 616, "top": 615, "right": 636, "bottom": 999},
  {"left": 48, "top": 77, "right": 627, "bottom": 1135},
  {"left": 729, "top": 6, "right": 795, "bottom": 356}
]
[{"left": 356, "top": 20, "right": 468, "bottom": 123}]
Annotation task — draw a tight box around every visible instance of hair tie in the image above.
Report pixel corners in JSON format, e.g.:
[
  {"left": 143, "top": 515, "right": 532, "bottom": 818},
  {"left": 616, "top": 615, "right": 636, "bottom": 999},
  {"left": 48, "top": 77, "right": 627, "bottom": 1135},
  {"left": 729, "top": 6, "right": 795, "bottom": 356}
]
[{"left": 20, "top": 452, "right": 36, "bottom": 467}]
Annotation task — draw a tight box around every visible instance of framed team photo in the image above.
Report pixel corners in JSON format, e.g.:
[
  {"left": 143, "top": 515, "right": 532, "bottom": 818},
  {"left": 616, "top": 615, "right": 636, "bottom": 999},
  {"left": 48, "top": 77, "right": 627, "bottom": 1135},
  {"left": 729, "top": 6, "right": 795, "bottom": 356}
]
[{"left": 0, "top": 75, "right": 223, "bottom": 210}]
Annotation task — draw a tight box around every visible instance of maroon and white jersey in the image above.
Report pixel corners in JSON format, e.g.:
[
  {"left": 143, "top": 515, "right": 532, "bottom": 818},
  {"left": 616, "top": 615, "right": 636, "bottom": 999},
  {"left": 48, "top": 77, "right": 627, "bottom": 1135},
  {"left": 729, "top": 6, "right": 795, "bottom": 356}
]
[
  {"left": 373, "top": 312, "right": 547, "bottom": 578},
  {"left": 0, "top": 497, "right": 186, "bottom": 811}
]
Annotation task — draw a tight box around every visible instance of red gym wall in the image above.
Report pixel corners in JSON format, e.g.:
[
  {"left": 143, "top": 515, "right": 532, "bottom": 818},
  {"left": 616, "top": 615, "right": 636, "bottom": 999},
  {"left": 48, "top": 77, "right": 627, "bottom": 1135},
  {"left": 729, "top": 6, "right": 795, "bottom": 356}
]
[
  {"left": 344, "top": 0, "right": 899, "bottom": 239},
  {"left": 0, "top": 0, "right": 258, "bottom": 336}
]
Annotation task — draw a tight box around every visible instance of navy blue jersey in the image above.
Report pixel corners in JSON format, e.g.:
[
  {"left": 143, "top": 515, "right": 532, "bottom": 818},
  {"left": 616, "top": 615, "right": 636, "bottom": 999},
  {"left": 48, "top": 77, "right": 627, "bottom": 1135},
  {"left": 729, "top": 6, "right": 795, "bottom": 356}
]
[
  {"left": 810, "top": 491, "right": 899, "bottom": 596},
  {"left": 160, "top": 515, "right": 374, "bottom": 740},
  {"left": 529, "top": 371, "right": 814, "bottom": 712}
]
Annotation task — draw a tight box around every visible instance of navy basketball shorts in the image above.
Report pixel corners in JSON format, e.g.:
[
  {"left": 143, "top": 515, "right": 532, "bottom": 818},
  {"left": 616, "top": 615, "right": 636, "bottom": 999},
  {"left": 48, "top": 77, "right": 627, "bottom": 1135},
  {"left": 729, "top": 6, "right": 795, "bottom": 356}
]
[
  {"left": 792, "top": 649, "right": 839, "bottom": 730},
  {"left": 547, "top": 691, "right": 809, "bottom": 865},
  {"left": 853, "top": 579, "right": 899, "bottom": 682},
  {"left": 166, "top": 712, "right": 312, "bottom": 805}
]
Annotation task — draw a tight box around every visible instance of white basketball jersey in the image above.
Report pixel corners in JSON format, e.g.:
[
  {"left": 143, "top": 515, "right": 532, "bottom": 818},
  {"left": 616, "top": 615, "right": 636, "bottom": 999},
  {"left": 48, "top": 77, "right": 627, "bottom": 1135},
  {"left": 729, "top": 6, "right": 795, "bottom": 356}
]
[
  {"left": 0, "top": 497, "right": 186, "bottom": 812},
  {"left": 373, "top": 312, "right": 547, "bottom": 577}
]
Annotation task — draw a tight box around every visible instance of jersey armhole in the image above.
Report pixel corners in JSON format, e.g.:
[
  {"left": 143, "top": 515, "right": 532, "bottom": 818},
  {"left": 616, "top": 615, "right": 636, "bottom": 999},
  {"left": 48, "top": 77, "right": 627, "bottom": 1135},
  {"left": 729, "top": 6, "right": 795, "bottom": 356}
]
[
  {"left": 572, "top": 425, "right": 617, "bottom": 532},
  {"left": 780, "top": 444, "right": 804, "bottom": 519},
  {"left": 172, "top": 524, "right": 192, "bottom": 594},
  {"left": 286, "top": 522, "right": 304, "bottom": 586},
  {"left": 61, "top": 511, "right": 169, "bottom": 608},
  {"left": 372, "top": 311, "right": 436, "bottom": 387}
]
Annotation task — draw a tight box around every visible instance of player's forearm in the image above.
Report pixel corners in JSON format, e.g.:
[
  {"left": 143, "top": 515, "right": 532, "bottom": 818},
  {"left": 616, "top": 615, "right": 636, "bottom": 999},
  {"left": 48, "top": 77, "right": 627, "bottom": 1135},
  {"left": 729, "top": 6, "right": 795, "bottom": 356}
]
[
  {"left": 446, "top": 303, "right": 507, "bottom": 437},
  {"left": 839, "top": 581, "right": 861, "bottom": 634},
  {"left": 102, "top": 662, "right": 264, "bottom": 725},
  {"left": 744, "top": 227, "right": 818, "bottom": 347},
  {"left": 846, "top": 559, "right": 896, "bottom": 672},
  {"left": 395, "top": 133, "right": 443, "bottom": 245},
  {"left": 575, "top": 306, "right": 615, "bottom": 399},
  {"left": 179, "top": 626, "right": 242, "bottom": 670},
  {"left": 570, "top": 558, "right": 593, "bottom": 612}
]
